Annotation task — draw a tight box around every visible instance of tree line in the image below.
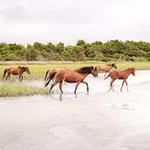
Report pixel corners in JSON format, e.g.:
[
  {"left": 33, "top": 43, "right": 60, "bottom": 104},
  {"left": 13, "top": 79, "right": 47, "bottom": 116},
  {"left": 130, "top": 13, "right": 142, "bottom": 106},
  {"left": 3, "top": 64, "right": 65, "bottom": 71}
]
[{"left": 0, "top": 40, "right": 150, "bottom": 61}]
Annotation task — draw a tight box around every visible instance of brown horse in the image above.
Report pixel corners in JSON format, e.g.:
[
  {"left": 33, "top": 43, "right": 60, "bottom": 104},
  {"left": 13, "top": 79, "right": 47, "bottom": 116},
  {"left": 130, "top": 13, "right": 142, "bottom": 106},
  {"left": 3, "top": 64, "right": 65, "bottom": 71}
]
[
  {"left": 3, "top": 66, "right": 30, "bottom": 81},
  {"left": 95, "top": 63, "right": 117, "bottom": 77},
  {"left": 45, "top": 66, "right": 98, "bottom": 94},
  {"left": 104, "top": 68, "right": 135, "bottom": 92}
]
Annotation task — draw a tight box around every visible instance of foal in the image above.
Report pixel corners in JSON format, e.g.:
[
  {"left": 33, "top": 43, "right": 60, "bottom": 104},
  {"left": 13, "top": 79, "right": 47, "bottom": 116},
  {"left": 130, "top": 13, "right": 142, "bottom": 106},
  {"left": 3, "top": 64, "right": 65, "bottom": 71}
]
[
  {"left": 45, "top": 66, "right": 98, "bottom": 94},
  {"left": 105, "top": 68, "right": 135, "bottom": 92}
]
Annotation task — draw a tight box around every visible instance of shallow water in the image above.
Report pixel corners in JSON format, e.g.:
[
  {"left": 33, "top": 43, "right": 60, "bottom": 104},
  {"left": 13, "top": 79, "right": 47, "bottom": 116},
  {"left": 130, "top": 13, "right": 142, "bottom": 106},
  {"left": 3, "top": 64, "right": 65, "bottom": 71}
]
[
  {"left": 0, "top": 70, "right": 150, "bottom": 150},
  {"left": 1, "top": 70, "right": 149, "bottom": 101}
]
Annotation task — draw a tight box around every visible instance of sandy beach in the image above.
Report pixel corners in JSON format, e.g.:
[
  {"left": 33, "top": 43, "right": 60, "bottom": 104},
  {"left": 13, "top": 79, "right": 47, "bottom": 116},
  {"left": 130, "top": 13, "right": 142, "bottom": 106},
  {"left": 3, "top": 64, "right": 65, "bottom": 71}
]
[{"left": 0, "top": 70, "right": 150, "bottom": 150}]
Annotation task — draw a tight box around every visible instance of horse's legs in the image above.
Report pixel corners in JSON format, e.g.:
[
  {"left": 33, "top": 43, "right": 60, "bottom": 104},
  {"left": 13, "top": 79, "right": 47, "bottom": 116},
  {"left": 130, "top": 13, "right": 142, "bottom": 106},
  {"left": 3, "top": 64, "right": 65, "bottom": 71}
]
[
  {"left": 109, "top": 79, "right": 115, "bottom": 92},
  {"left": 74, "top": 82, "right": 80, "bottom": 94},
  {"left": 59, "top": 81, "right": 63, "bottom": 94},
  {"left": 4, "top": 73, "right": 7, "bottom": 80},
  {"left": 104, "top": 71, "right": 107, "bottom": 77},
  {"left": 20, "top": 76, "right": 23, "bottom": 81},
  {"left": 82, "top": 81, "right": 89, "bottom": 92},
  {"left": 8, "top": 74, "right": 11, "bottom": 80},
  {"left": 6, "top": 73, "right": 10, "bottom": 80},
  {"left": 49, "top": 82, "right": 58, "bottom": 93},
  {"left": 19, "top": 75, "right": 23, "bottom": 81},
  {"left": 125, "top": 80, "right": 129, "bottom": 91},
  {"left": 120, "top": 80, "right": 125, "bottom": 92}
]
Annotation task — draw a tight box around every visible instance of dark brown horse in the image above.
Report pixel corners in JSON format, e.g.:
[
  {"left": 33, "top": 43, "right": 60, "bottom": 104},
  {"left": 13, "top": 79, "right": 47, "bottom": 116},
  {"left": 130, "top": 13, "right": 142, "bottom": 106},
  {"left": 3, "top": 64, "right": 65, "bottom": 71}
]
[
  {"left": 104, "top": 68, "right": 135, "bottom": 92},
  {"left": 95, "top": 63, "right": 117, "bottom": 77},
  {"left": 45, "top": 66, "right": 98, "bottom": 94},
  {"left": 3, "top": 66, "right": 30, "bottom": 81}
]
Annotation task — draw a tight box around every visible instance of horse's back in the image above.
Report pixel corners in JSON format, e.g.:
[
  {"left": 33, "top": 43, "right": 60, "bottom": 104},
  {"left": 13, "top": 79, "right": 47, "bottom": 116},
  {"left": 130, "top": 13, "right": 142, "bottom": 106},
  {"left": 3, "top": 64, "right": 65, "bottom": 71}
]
[
  {"left": 96, "top": 64, "right": 111, "bottom": 71},
  {"left": 6, "top": 67, "right": 19, "bottom": 75},
  {"left": 57, "top": 69, "right": 78, "bottom": 78},
  {"left": 111, "top": 70, "right": 129, "bottom": 79},
  {"left": 55, "top": 69, "right": 84, "bottom": 82}
]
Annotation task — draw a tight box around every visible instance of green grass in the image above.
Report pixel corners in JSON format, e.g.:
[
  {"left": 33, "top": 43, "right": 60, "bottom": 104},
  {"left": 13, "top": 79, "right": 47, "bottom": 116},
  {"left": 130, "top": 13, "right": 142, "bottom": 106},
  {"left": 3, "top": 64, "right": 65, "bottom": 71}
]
[
  {"left": 117, "top": 61, "right": 150, "bottom": 70},
  {"left": 0, "top": 82, "right": 49, "bottom": 97},
  {"left": 0, "top": 61, "right": 150, "bottom": 80}
]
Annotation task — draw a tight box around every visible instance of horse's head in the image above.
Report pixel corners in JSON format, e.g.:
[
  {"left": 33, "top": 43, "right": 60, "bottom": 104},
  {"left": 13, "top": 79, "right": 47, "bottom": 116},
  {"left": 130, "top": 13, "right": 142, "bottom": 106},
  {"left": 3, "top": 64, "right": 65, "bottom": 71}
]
[
  {"left": 91, "top": 67, "right": 98, "bottom": 77},
  {"left": 112, "top": 63, "right": 117, "bottom": 69},
  {"left": 19, "top": 66, "right": 31, "bottom": 74},
  {"left": 25, "top": 67, "right": 31, "bottom": 74},
  {"left": 129, "top": 68, "right": 135, "bottom": 76}
]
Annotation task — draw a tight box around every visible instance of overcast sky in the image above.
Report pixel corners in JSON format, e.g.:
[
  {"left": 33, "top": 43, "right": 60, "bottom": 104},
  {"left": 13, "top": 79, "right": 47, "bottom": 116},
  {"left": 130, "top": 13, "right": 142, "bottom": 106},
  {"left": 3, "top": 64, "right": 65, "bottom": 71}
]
[{"left": 0, "top": 0, "right": 150, "bottom": 45}]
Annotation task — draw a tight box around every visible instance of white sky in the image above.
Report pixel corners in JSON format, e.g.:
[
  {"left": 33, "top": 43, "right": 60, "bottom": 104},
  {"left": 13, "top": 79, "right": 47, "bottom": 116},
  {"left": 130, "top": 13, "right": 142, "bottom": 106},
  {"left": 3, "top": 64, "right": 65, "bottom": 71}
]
[{"left": 0, "top": 0, "right": 150, "bottom": 45}]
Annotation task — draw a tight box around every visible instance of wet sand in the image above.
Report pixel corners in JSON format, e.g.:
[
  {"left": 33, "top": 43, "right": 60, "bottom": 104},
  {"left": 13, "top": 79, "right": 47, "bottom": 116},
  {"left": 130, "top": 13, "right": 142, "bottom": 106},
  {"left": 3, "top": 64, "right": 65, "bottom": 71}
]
[{"left": 0, "top": 70, "right": 150, "bottom": 150}]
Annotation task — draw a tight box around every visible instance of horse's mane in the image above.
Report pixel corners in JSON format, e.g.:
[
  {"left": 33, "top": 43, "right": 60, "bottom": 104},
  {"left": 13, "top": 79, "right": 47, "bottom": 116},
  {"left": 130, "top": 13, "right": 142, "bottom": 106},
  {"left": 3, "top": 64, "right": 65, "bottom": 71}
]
[
  {"left": 18, "top": 66, "right": 28, "bottom": 70},
  {"left": 75, "top": 66, "right": 94, "bottom": 74},
  {"left": 18, "top": 66, "right": 25, "bottom": 68},
  {"left": 107, "top": 63, "right": 115, "bottom": 66},
  {"left": 126, "top": 67, "right": 135, "bottom": 71}
]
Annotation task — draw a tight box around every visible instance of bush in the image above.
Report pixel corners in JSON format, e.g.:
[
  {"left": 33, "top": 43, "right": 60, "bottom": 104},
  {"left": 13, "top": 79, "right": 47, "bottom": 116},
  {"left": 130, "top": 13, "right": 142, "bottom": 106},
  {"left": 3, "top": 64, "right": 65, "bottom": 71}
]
[{"left": 0, "top": 40, "right": 150, "bottom": 61}]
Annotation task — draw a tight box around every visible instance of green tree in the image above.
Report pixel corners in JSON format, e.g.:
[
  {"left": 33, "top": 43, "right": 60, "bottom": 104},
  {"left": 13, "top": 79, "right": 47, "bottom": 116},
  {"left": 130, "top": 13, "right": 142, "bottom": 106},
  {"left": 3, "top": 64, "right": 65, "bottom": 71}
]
[{"left": 76, "top": 39, "right": 86, "bottom": 46}]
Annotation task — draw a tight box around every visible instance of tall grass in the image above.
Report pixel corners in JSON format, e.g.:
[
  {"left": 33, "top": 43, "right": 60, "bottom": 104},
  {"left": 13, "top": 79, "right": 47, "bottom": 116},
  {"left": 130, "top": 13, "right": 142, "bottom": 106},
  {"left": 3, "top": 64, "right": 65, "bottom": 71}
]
[{"left": 0, "top": 82, "right": 49, "bottom": 97}]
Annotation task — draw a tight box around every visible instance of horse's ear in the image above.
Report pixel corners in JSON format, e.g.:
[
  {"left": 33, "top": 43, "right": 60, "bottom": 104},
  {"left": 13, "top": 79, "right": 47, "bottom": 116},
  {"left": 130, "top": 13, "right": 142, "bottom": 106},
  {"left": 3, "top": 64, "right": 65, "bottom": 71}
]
[
  {"left": 113, "top": 63, "right": 117, "bottom": 68},
  {"left": 90, "top": 66, "right": 94, "bottom": 70}
]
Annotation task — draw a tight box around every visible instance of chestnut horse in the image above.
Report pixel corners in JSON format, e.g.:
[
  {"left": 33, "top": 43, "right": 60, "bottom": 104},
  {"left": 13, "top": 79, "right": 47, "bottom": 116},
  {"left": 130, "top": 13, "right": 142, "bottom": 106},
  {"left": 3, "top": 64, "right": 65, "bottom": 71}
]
[
  {"left": 3, "top": 66, "right": 30, "bottom": 81},
  {"left": 104, "top": 68, "right": 135, "bottom": 92},
  {"left": 95, "top": 63, "right": 117, "bottom": 77},
  {"left": 45, "top": 66, "right": 98, "bottom": 94}
]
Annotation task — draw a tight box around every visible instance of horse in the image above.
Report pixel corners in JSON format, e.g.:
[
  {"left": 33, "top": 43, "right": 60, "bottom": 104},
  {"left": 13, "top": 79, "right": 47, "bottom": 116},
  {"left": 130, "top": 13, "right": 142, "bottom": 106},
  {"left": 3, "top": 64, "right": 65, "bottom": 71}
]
[
  {"left": 3, "top": 66, "right": 31, "bottom": 81},
  {"left": 95, "top": 63, "right": 117, "bottom": 77},
  {"left": 44, "top": 66, "right": 98, "bottom": 94},
  {"left": 104, "top": 68, "right": 135, "bottom": 92}
]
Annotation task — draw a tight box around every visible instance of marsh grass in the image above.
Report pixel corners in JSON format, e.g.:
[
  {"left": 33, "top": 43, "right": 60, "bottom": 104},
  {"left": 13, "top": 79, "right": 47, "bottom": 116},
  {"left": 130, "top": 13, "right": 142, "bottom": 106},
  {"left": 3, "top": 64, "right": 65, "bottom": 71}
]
[
  {"left": 0, "top": 61, "right": 150, "bottom": 80},
  {"left": 0, "top": 82, "right": 49, "bottom": 97}
]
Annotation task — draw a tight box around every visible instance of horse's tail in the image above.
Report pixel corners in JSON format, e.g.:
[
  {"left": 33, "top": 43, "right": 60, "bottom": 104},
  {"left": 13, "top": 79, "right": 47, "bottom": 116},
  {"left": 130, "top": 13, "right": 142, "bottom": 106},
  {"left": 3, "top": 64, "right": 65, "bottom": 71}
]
[
  {"left": 104, "top": 72, "right": 111, "bottom": 80},
  {"left": 45, "top": 70, "right": 57, "bottom": 87},
  {"left": 44, "top": 70, "right": 49, "bottom": 81},
  {"left": 3, "top": 69, "right": 7, "bottom": 79}
]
